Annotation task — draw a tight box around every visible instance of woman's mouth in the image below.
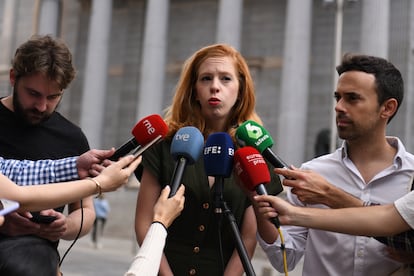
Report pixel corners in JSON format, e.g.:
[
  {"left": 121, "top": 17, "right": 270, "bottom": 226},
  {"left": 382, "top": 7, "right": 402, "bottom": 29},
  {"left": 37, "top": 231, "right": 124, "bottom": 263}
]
[{"left": 208, "top": 98, "right": 221, "bottom": 106}]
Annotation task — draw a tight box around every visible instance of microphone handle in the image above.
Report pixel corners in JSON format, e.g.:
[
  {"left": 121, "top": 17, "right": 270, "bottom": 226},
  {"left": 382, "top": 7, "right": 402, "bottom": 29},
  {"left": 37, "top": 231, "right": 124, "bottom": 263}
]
[
  {"left": 256, "top": 184, "right": 281, "bottom": 228},
  {"left": 110, "top": 138, "right": 140, "bottom": 161},
  {"left": 256, "top": 185, "right": 268, "bottom": 196},
  {"left": 214, "top": 177, "right": 224, "bottom": 213},
  {"left": 270, "top": 214, "right": 281, "bottom": 228},
  {"left": 169, "top": 157, "right": 187, "bottom": 197},
  {"left": 262, "top": 148, "right": 288, "bottom": 168}
]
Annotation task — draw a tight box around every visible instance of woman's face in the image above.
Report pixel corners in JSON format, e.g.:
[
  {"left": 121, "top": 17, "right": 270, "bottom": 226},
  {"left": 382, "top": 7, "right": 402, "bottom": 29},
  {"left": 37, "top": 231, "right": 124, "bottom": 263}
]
[{"left": 195, "top": 56, "right": 239, "bottom": 130}]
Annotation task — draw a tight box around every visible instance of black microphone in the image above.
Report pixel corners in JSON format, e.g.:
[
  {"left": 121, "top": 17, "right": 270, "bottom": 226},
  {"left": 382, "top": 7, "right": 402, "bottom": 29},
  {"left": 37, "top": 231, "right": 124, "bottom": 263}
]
[
  {"left": 234, "top": 146, "right": 280, "bottom": 228},
  {"left": 203, "top": 132, "right": 234, "bottom": 213},
  {"left": 169, "top": 126, "right": 204, "bottom": 197},
  {"left": 110, "top": 114, "right": 168, "bottom": 161}
]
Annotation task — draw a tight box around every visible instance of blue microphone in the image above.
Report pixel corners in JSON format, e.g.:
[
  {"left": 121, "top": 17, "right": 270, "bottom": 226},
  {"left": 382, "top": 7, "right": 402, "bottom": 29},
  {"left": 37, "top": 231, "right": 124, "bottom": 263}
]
[
  {"left": 169, "top": 126, "right": 204, "bottom": 197},
  {"left": 203, "top": 132, "right": 234, "bottom": 213}
]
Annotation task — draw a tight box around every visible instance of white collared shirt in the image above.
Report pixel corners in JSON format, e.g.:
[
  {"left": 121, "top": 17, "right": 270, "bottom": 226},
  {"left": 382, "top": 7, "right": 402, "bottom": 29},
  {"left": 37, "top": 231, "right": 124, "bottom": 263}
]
[
  {"left": 395, "top": 190, "right": 414, "bottom": 229},
  {"left": 259, "top": 137, "right": 414, "bottom": 276}
]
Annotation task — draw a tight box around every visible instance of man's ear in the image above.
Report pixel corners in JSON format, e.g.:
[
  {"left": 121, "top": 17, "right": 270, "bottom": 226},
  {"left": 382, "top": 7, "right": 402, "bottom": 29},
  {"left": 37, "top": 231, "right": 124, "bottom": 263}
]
[
  {"left": 380, "top": 98, "right": 398, "bottom": 120},
  {"left": 9, "top": 69, "right": 16, "bottom": 86}
]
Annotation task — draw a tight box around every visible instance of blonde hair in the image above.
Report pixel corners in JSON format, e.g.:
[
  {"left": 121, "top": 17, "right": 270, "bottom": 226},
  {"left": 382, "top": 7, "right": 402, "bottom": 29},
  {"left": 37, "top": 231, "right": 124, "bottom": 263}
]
[{"left": 164, "top": 44, "right": 262, "bottom": 141}]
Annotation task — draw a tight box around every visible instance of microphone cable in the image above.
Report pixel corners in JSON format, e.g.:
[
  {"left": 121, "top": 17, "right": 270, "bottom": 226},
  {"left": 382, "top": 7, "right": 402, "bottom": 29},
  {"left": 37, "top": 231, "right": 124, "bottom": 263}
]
[
  {"left": 59, "top": 199, "right": 84, "bottom": 266},
  {"left": 276, "top": 225, "right": 288, "bottom": 276}
]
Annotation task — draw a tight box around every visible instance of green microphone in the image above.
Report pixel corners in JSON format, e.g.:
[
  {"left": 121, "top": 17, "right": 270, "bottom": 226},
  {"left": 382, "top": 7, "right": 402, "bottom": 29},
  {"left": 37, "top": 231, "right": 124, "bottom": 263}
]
[{"left": 236, "top": 120, "right": 289, "bottom": 168}]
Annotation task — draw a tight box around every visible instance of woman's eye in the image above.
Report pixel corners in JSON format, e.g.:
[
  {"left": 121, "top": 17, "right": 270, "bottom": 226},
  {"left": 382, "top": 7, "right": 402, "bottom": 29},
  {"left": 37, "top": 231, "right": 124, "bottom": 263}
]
[{"left": 200, "top": 76, "right": 211, "bottom": 81}]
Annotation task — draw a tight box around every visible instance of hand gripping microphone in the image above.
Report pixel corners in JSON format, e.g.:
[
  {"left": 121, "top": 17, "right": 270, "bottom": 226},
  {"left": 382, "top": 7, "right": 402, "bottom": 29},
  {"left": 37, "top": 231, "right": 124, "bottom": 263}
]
[
  {"left": 110, "top": 114, "right": 168, "bottom": 161},
  {"left": 203, "top": 132, "right": 234, "bottom": 213},
  {"left": 169, "top": 126, "right": 204, "bottom": 197},
  {"left": 235, "top": 120, "right": 289, "bottom": 169},
  {"left": 234, "top": 146, "right": 280, "bottom": 228}
]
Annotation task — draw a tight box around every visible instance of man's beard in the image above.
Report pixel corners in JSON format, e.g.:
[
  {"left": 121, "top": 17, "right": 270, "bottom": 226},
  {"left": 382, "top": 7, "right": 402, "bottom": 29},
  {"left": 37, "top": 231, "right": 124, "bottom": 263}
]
[{"left": 12, "top": 84, "right": 56, "bottom": 125}]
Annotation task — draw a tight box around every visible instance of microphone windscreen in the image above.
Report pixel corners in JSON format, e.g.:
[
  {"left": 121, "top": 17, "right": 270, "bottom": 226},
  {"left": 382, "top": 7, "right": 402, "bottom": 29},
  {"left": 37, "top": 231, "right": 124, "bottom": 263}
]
[
  {"left": 170, "top": 126, "right": 204, "bottom": 165},
  {"left": 234, "top": 146, "right": 271, "bottom": 191},
  {"left": 131, "top": 114, "right": 169, "bottom": 145},
  {"left": 203, "top": 132, "right": 234, "bottom": 177},
  {"left": 235, "top": 120, "right": 274, "bottom": 153}
]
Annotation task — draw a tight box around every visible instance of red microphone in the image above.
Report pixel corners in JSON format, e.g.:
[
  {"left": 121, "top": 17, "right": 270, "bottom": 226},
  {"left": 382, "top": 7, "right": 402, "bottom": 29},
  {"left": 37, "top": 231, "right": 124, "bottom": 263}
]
[
  {"left": 110, "top": 114, "right": 168, "bottom": 161},
  {"left": 234, "top": 146, "right": 280, "bottom": 228}
]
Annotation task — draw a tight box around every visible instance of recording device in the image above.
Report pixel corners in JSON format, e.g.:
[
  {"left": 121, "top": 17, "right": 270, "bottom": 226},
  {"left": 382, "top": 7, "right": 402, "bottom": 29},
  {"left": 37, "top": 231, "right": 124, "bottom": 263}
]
[
  {"left": 203, "top": 132, "right": 234, "bottom": 213},
  {"left": 0, "top": 199, "right": 19, "bottom": 216},
  {"left": 236, "top": 120, "right": 289, "bottom": 169},
  {"left": 131, "top": 133, "right": 163, "bottom": 158},
  {"left": 169, "top": 126, "right": 204, "bottom": 197},
  {"left": 110, "top": 114, "right": 168, "bottom": 161},
  {"left": 234, "top": 146, "right": 281, "bottom": 228},
  {"left": 30, "top": 211, "right": 57, "bottom": 224}
]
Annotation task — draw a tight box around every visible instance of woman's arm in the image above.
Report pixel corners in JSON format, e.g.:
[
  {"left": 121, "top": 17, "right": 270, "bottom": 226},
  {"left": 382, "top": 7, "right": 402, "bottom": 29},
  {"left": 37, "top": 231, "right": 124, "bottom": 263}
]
[
  {"left": 0, "top": 156, "right": 139, "bottom": 211},
  {"left": 255, "top": 194, "right": 411, "bottom": 236},
  {"left": 126, "top": 185, "right": 185, "bottom": 276},
  {"left": 134, "top": 168, "right": 173, "bottom": 275}
]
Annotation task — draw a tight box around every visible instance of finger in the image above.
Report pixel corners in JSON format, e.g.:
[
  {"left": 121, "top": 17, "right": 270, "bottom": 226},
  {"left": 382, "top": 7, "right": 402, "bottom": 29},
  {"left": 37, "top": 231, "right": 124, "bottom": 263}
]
[
  {"left": 175, "top": 185, "right": 185, "bottom": 197},
  {"left": 88, "top": 169, "right": 100, "bottom": 177},
  {"left": 99, "top": 148, "right": 116, "bottom": 159},
  {"left": 252, "top": 195, "right": 264, "bottom": 204},
  {"left": 19, "top": 211, "right": 33, "bottom": 219},
  {"left": 160, "top": 185, "right": 171, "bottom": 199},
  {"left": 258, "top": 206, "right": 274, "bottom": 213},
  {"left": 254, "top": 194, "right": 273, "bottom": 202},
  {"left": 274, "top": 169, "right": 294, "bottom": 181},
  {"left": 176, "top": 185, "right": 186, "bottom": 209},
  {"left": 274, "top": 168, "right": 290, "bottom": 176},
  {"left": 282, "top": 179, "right": 301, "bottom": 188},
  {"left": 126, "top": 156, "right": 142, "bottom": 172},
  {"left": 101, "top": 159, "right": 113, "bottom": 167},
  {"left": 274, "top": 168, "right": 302, "bottom": 180},
  {"left": 265, "top": 211, "right": 279, "bottom": 219},
  {"left": 115, "top": 155, "right": 135, "bottom": 168},
  {"left": 91, "top": 162, "right": 105, "bottom": 171},
  {"left": 257, "top": 201, "right": 270, "bottom": 208},
  {"left": 132, "top": 155, "right": 142, "bottom": 166}
]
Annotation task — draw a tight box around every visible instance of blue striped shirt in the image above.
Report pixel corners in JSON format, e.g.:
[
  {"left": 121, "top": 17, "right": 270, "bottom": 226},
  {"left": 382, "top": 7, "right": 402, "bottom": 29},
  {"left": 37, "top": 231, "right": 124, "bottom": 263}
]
[{"left": 0, "top": 157, "right": 79, "bottom": 186}]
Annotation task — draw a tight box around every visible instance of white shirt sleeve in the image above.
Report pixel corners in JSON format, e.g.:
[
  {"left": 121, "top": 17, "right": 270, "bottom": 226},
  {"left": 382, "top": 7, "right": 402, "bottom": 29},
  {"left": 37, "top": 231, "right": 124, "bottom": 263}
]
[
  {"left": 256, "top": 227, "right": 305, "bottom": 272},
  {"left": 394, "top": 191, "right": 414, "bottom": 229},
  {"left": 124, "top": 222, "right": 167, "bottom": 276}
]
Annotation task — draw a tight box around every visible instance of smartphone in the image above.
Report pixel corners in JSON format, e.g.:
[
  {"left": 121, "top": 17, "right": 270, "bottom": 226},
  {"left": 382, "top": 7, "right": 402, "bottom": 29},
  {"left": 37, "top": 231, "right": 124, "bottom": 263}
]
[
  {"left": 132, "top": 134, "right": 162, "bottom": 158},
  {"left": 30, "top": 211, "right": 57, "bottom": 224},
  {"left": 0, "top": 199, "right": 20, "bottom": 216}
]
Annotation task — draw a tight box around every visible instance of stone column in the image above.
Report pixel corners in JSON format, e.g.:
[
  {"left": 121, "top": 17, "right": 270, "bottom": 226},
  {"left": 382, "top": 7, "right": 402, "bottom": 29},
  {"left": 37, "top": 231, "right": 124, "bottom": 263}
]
[
  {"left": 360, "top": 0, "right": 390, "bottom": 58},
  {"left": 276, "top": 0, "right": 312, "bottom": 166},
  {"left": 136, "top": 0, "right": 169, "bottom": 119},
  {"left": 216, "top": 0, "right": 243, "bottom": 49},
  {"left": 80, "top": 0, "right": 112, "bottom": 148}
]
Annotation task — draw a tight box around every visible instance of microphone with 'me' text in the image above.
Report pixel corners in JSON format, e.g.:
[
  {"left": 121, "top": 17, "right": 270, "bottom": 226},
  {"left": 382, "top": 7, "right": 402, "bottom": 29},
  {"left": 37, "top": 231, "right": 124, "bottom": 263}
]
[
  {"left": 169, "top": 126, "right": 204, "bottom": 197},
  {"left": 110, "top": 114, "right": 168, "bottom": 161},
  {"left": 203, "top": 132, "right": 234, "bottom": 213},
  {"left": 236, "top": 120, "right": 289, "bottom": 169},
  {"left": 234, "top": 146, "right": 281, "bottom": 228}
]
